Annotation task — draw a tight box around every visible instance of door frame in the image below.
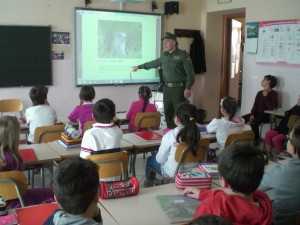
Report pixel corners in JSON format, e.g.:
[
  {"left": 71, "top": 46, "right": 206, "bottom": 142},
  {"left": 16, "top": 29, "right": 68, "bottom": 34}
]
[{"left": 219, "top": 12, "right": 245, "bottom": 101}]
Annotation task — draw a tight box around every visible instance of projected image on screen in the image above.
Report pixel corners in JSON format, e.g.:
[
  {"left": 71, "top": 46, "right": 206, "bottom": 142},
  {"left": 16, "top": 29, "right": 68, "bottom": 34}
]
[
  {"left": 74, "top": 8, "right": 161, "bottom": 86},
  {"left": 98, "top": 21, "right": 142, "bottom": 59}
]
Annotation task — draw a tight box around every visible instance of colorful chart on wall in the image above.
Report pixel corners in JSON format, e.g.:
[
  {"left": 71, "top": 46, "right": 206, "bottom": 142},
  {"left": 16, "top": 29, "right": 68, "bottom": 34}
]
[{"left": 256, "top": 19, "right": 300, "bottom": 65}]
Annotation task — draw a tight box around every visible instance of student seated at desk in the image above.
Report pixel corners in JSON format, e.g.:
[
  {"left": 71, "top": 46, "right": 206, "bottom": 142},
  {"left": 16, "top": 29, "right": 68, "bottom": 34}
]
[
  {"left": 126, "top": 85, "right": 157, "bottom": 132},
  {"left": 206, "top": 96, "right": 244, "bottom": 160},
  {"left": 259, "top": 121, "right": 300, "bottom": 225},
  {"left": 144, "top": 102, "right": 200, "bottom": 187},
  {"left": 0, "top": 116, "right": 54, "bottom": 209},
  {"left": 242, "top": 75, "right": 278, "bottom": 145},
  {"left": 80, "top": 98, "right": 123, "bottom": 159},
  {"left": 68, "top": 85, "right": 95, "bottom": 135},
  {"left": 183, "top": 143, "right": 273, "bottom": 225},
  {"left": 264, "top": 95, "right": 300, "bottom": 156},
  {"left": 25, "top": 85, "right": 57, "bottom": 144},
  {"left": 43, "top": 157, "right": 102, "bottom": 225}
]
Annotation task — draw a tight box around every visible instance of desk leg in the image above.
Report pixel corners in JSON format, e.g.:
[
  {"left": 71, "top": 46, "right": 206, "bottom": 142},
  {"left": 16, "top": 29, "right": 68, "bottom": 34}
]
[
  {"left": 270, "top": 115, "right": 276, "bottom": 129},
  {"left": 132, "top": 151, "right": 137, "bottom": 177}
]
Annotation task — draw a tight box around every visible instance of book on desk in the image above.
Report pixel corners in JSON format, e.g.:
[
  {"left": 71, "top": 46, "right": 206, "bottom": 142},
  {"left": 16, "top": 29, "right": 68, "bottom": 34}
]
[
  {"left": 15, "top": 203, "right": 59, "bottom": 225},
  {"left": 155, "top": 194, "right": 200, "bottom": 224},
  {"left": 19, "top": 148, "right": 37, "bottom": 162},
  {"left": 134, "top": 131, "right": 163, "bottom": 141},
  {"left": 58, "top": 140, "right": 81, "bottom": 149},
  {"left": 58, "top": 132, "right": 82, "bottom": 149}
]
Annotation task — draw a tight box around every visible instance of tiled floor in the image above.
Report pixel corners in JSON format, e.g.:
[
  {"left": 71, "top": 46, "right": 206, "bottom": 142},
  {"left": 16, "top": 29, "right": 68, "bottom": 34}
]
[{"left": 25, "top": 153, "right": 149, "bottom": 189}]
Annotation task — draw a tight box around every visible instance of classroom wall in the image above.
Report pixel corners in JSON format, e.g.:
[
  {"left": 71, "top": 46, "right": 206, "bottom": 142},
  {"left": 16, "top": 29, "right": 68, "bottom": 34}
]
[
  {"left": 0, "top": 0, "right": 202, "bottom": 118},
  {"left": 200, "top": 0, "right": 300, "bottom": 119},
  {"left": 1, "top": 0, "right": 299, "bottom": 120}
]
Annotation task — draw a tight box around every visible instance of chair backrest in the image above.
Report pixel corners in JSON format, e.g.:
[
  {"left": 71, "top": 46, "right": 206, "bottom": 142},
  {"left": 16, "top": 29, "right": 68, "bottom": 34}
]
[
  {"left": 34, "top": 124, "right": 65, "bottom": 143},
  {"left": 0, "top": 171, "right": 27, "bottom": 207},
  {"left": 83, "top": 120, "right": 96, "bottom": 133},
  {"left": 174, "top": 138, "right": 210, "bottom": 174},
  {"left": 287, "top": 114, "right": 300, "bottom": 130},
  {"left": 0, "top": 99, "right": 23, "bottom": 117},
  {"left": 134, "top": 112, "right": 161, "bottom": 131},
  {"left": 86, "top": 151, "right": 129, "bottom": 180},
  {"left": 224, "top": 131, "right": 255, "bottom": 147}
]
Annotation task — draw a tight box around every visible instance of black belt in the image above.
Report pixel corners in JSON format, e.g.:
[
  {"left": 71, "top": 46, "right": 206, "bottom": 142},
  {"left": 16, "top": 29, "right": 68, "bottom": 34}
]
[{"left": 164, "top": 82, "right": 184, "bottom": 88}]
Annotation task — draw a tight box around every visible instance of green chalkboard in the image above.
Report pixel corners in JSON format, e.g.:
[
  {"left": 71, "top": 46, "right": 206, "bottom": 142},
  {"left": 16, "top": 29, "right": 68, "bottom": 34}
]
[{"left": 0, "top": 25, "right": 52, "bottom": 87}]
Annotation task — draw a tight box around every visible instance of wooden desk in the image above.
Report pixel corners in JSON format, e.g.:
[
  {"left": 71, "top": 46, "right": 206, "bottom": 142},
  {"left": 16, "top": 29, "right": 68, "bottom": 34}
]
[
  {"left": 47, "top": 139, "right": 133, "bottom": 159},
  {"left": 265, "top": 109, "right": 285, "bottom": 117},
  {"left": 100, "top": 183, "right": 221, "bottom": 225},
  {"left": 265, "top": 109, "right": 285, "bottom": 129},
  {"left": 19, "top": 143, "right": 61, "bottom": 166},
  {"left": 122, "top": 132, "right": 161, "bottom": 176}
]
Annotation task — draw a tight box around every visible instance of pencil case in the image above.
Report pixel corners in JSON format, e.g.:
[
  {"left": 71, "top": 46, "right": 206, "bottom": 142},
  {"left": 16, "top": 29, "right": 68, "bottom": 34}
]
[
  {"left": 99, "top": 177, "right": 139, "bottom": 199},
  {"left": 0, "top": 214, "right": 18, "bottom": 225}
]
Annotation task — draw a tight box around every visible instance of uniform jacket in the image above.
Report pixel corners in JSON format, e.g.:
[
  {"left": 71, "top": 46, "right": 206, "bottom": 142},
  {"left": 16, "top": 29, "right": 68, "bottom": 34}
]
[{"left": 138, "top": 48, "right": 195, "bottom": 89}]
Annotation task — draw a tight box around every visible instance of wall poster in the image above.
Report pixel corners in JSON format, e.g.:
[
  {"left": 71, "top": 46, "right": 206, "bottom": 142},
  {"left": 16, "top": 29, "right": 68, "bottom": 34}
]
[{"left": 256, "top": 19, "right": 300, "bottom": 65}]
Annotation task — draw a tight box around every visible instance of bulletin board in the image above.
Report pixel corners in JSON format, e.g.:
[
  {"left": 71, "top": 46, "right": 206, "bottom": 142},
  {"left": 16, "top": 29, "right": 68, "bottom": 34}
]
[{"left": 256, "top": 19, "right": 300, "bottom": 65}]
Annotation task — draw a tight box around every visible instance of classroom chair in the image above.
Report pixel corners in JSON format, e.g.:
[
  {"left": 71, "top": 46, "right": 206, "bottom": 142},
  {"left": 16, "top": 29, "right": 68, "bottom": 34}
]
[
  {"left": 245, "top": 120, "right": 269, "bottom": 147},
  {"left": 134, "top": 111, "right": 161, "bottom": 132},
  {"left": 287, "top": 114, "right": 300, "bottom": 130},
  {"left": 83, "top": 120, "right": 96, "bottom": 133},
  {"left": 34, "top": 124, "right": 65, "bottom": 143},
  {"left": 134, "top": 111, "right": 161, "bottom": 160},
  {"left": 148, "top": 138, "right": 210, "bottom": 185},
  {"left": 224, "top": 131, "right": 255, "bottom": 148},
  {"left": 28, "top": 124, "right": 65, "bottom": 188},
  {"left": 0, "top": 98, "right": 28, "bottom": 140},
  {"left": 86, "top": 151, "right": 129, "bottom": 180},
  {"left": 0, "top": 99, "right": 23, "bottom": 117},
  {"left": 0, "top": 171, "right": 27, "bottom": 207}
]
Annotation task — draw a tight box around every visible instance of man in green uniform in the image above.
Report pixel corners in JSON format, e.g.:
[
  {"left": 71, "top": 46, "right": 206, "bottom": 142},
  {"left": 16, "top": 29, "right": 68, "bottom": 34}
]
[{"left": 132, "top": 32, "right": 195, "bottom": 128}]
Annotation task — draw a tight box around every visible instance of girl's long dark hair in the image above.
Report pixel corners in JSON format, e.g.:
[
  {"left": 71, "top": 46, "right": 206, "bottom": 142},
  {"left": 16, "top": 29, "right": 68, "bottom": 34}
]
[
  {"left": 176, "top": 102, "right": 200, "bottom": 156},
  {"left": 138, "top": 86, "right": 152, "bottom": 112}
]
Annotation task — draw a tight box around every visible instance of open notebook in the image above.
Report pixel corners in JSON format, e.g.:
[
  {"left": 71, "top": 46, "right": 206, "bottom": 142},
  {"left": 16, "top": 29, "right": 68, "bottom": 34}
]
[{"left": 155, "top": 194, "right": 200, "bottom": 224}]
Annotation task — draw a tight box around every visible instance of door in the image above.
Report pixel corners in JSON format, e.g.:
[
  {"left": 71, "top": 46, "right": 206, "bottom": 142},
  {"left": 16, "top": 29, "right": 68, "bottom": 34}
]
[{"left": 220, "top": 13, "right": 245, "bottom": 109}]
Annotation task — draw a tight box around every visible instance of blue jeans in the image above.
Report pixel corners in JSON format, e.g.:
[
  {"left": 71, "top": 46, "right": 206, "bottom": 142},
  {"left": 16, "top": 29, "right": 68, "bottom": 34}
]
[{"left": 145, "top": 156, "right": 161, "bottom": 181}]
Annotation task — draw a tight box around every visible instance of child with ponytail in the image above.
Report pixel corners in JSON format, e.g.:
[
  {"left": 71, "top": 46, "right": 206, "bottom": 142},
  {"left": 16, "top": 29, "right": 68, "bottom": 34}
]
[
  {"left": 144, "top": 102, "right": 200, "bottom": 187},
  {"left": 207, "top": 96, "right": 244, "bottom": 157},
  {"left": 126, "top": 86, "right": 157, "bottom": 132}
]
